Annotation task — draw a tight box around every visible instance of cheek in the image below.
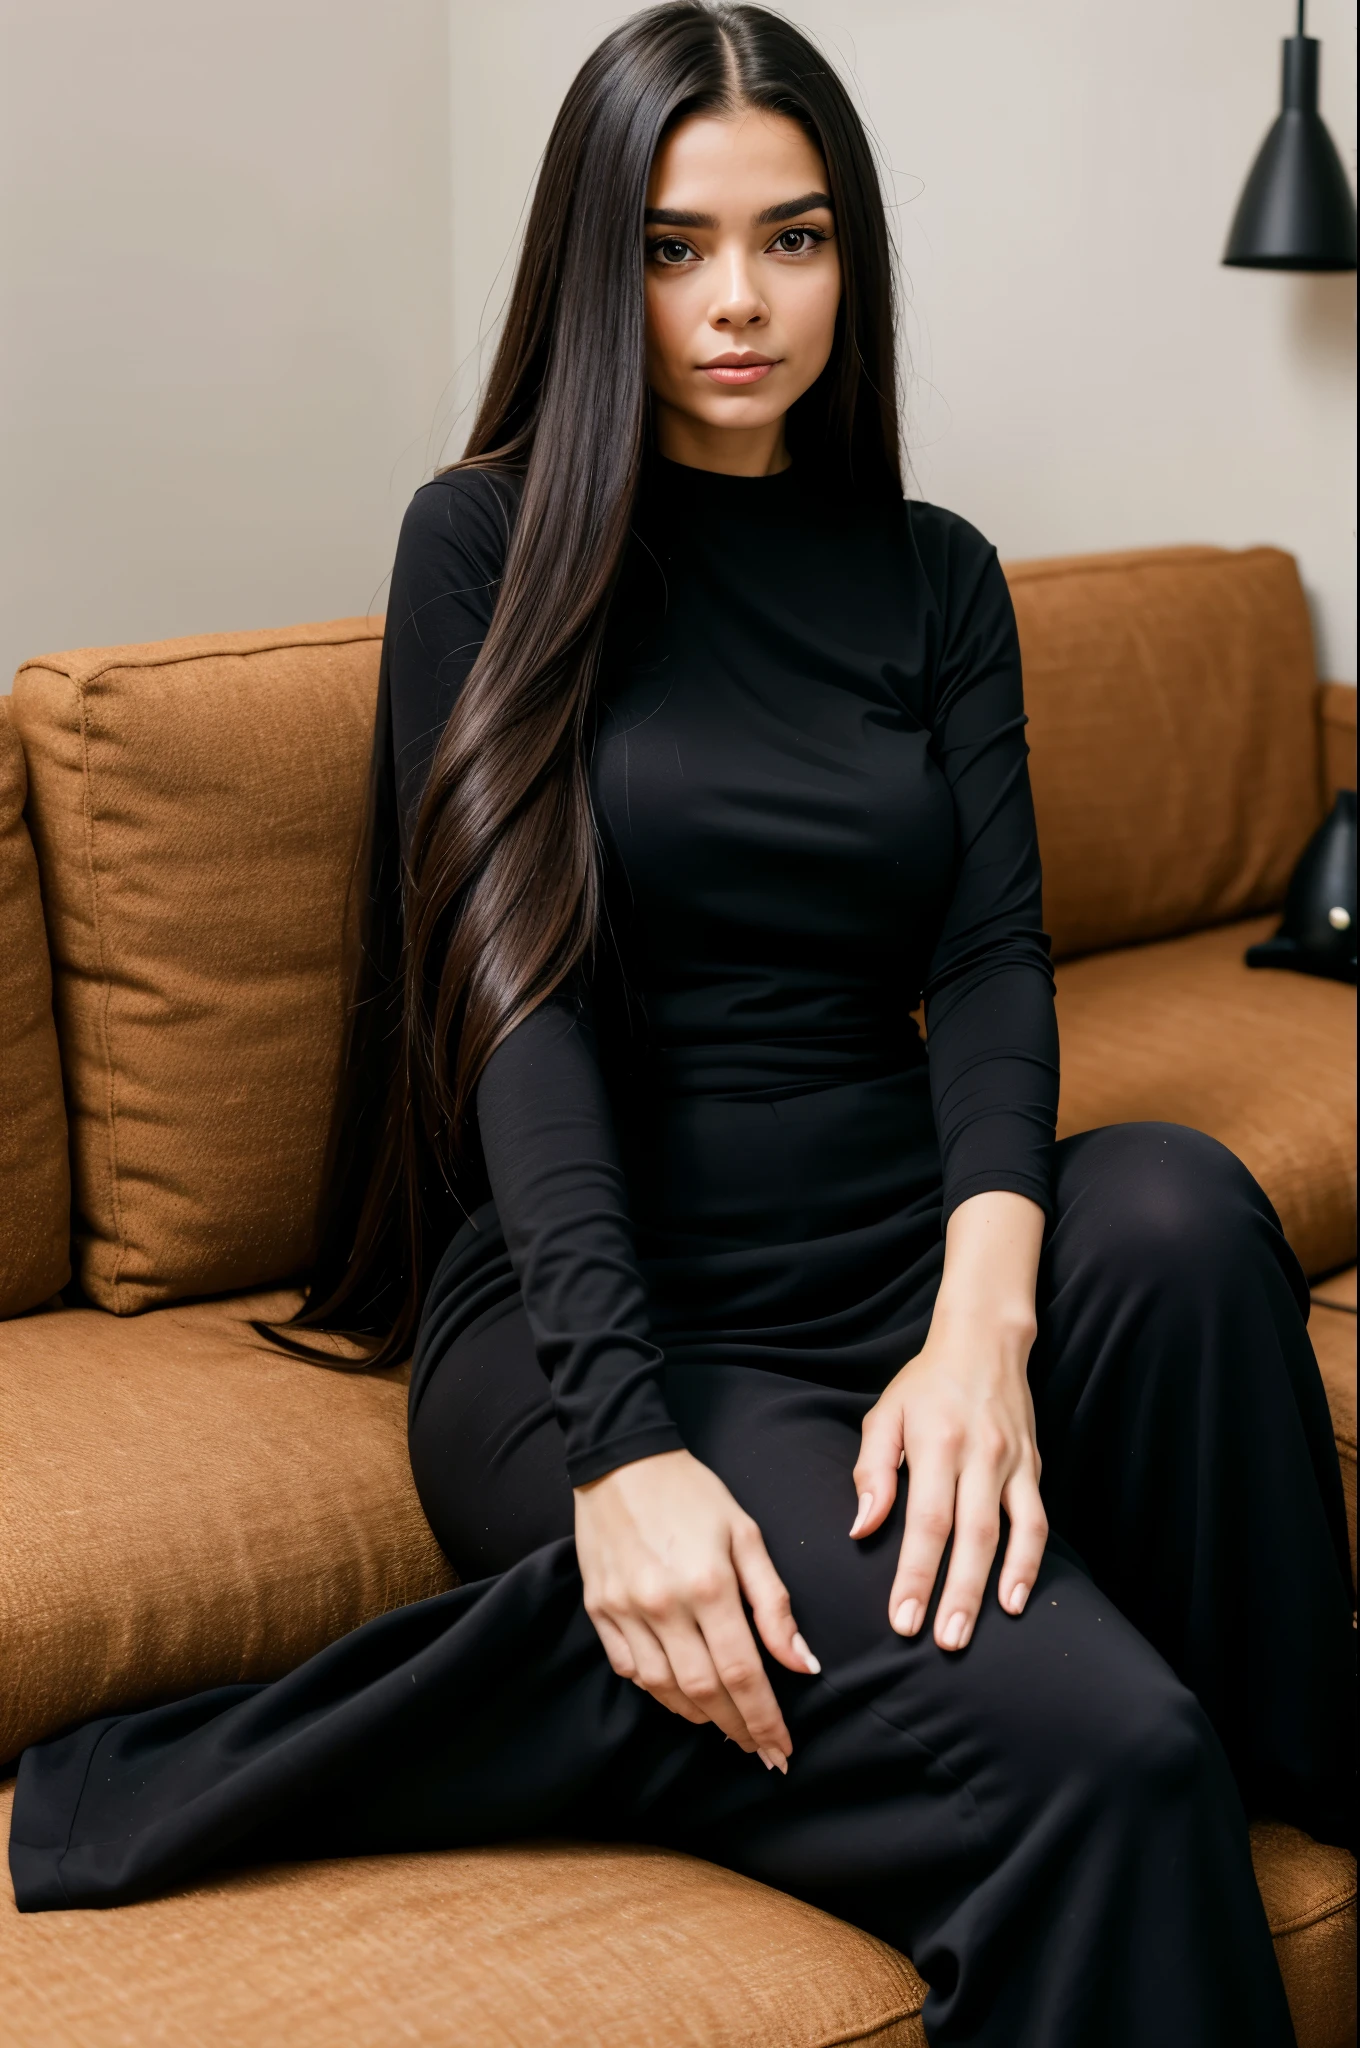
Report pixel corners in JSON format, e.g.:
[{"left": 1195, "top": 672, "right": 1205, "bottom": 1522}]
[
  {"left": 783, "top": 264, "right": 841, "bottom": 367},
  {"left": 644, "top": 282, "right": 695, "bottom": 388}
]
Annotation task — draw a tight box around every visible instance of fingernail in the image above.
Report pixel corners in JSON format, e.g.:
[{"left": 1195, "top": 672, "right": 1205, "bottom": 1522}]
[
  {"left": 792, "top": 1632, "right": 821, "bottom": 1675},
  {"left": 757, "top": 1747, "right": 777, "bottom": 1771},
  {"left": 893, "top": 1599, "right": 921, "bottom": 1636},
  {"left": 1007, "top": 1582, "right": 1030, "bottom": 1616},
  {"left": 766, "top": 1748, "right": 789, "bottom": 1776},
  {"left": 849, "top": 1491, "right": 874, "bottom": 1536},
  {"left": 941, "top": 1610, "right": 970, "bottom": 1650}
]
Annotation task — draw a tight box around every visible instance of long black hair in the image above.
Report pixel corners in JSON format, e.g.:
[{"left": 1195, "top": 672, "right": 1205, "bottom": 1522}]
[{"left": 272, "top": 1, "right": 902, "bottom": 1369}]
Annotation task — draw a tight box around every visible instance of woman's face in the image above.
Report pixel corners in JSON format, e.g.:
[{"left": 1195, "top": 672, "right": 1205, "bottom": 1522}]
[{"left": 643, "top": 106, "right": 842, "bottom": 474}]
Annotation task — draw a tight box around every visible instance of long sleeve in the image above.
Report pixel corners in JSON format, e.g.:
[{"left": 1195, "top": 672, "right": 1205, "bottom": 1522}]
[
  {"left": 476, "top": 994, "right": 685, "bottom": 1487},
  {"left": 917, "top": 520, "right": 1060, "bottom": 1224},
  {"left": 386, "top": 469, "right": 520, "bottom": 854},
  {"left": 386, "top": 470, "right": 681, "bottom": 1486}
]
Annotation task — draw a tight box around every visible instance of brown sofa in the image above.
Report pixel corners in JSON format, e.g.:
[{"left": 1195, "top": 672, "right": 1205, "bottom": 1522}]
[{"left": 1, "top": 542, "right": 1355, "bottom": 2048}]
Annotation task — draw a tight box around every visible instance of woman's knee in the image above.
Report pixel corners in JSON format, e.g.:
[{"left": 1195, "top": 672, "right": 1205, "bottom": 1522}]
[
  {"left": 1050, "top": 1121, "right": 1283, "bottom": 1299},
  {"left": 1023, "top": 1630, "right": 1221, "bottom": 1826},
  {"left": 1098, "top": 1673, "right": 1220, "bottom": 1812}
]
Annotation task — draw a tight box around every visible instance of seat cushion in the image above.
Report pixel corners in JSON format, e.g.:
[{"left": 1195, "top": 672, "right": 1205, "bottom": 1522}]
[
  {"left": 0, "top": 1293, "right": 451, "bottom": 1764},
  {"left": 1309, "top": 1268, "right": 1357, "bottom": 1587},
  {"left": 0, "top": 1786, "right": 1351, "bottom": 2048},
  {"left": 1007, "top": 545, "right": 1324, "bottom": 962},
  {"left": 1251, "top": 1822, "right": 1358, "bottom": 2048},
  {"left": 0, "top": 703, "right": 69, "bottom": 1317},
  {"left": 4, "top": 1804, "right": 929, "bottom": 2047},
  {"left": 1055, "top": 916, "right": 1356, "bottom": 1279},
  {"left": 9, "top": 620, "right": 382, "bottom": 1313}
]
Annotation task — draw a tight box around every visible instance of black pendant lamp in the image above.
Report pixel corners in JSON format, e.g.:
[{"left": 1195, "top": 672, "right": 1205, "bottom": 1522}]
[{"left": 1223, "top": 0, "right": 1357, "bottom": 271}]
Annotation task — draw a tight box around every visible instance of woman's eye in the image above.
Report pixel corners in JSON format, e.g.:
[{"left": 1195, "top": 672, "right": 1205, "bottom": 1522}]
[
  {"left": 651, "top": 239, "right": 693, "bottom": 266},
  {"left": 773, "top": 228, "right": 819, "bottom": 254}
]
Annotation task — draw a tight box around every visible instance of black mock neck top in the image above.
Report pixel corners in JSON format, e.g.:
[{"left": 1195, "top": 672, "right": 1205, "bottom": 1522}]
[{"left": 385, "top": 456, "right": 1058, "bottom": 1486}]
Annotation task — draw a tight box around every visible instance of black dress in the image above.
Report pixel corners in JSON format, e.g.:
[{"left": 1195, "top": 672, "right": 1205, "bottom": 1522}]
[{"left": 11, "top": 461, "right": 1353, "bottom": 2048}]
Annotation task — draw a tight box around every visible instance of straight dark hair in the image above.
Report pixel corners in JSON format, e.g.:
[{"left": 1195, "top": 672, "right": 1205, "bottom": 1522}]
[{"left": 269, "top": 1, "right": 902, "bottom": 1370}]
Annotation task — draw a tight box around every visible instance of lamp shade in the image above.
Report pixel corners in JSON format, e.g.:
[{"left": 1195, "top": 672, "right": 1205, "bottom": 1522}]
[{"left": 1224, "top": 35, "right": 1357, "bottom": 270}]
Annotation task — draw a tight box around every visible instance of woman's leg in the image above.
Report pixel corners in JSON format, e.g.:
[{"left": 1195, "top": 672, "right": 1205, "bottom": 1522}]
[
  {"left": 651, "top": 1361, "right": 1292, "bottom": 2048},
  {"left": 408, "top": 1293, "right": 575, "bottom": 1577},
  {"left": 1030, "top": 1121, "right": 1355, "bottom": 1847},
  {"left": 408, "top": 1316, "right": 1292, "bottom": 2047},
  {"left": 16, "top": 1170, "right": 1307, "bottom": 2046}
]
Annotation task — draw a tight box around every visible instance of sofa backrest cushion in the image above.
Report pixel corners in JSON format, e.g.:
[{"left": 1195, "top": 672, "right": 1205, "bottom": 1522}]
[
  {"left": 10, "top": 621, "right": 381, "bottom": 1315},
  {"left": 1319, "top": 680, "right": 1357, "bottom": 800},
  {"left": 1007, "top": 545, "right": 1324, "bottom": 961},
  {"left": 0, "top": 702, "right": 70, "bottom": 1316}
]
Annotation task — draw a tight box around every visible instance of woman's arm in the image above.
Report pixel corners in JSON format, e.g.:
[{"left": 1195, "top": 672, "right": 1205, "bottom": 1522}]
[
  {"left": 852, "top": 520, "right": 1057, "bottom": 1648},
  {"left": 478, "top": 995, "right": 819, "bottom": 1768}
]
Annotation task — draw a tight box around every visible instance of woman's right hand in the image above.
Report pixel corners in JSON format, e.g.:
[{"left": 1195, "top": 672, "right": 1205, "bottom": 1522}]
[{"left": 574, "top": 1448, "right": 820, "bottom": 1771}]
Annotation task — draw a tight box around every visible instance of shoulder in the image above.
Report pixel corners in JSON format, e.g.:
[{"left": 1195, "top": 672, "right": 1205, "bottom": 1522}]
[
  {"left": 395, "top": 465, "right": 525, "bottom": 587},
  {"left": 902, "top": 499, "right": 1006, "bottom": 615}
]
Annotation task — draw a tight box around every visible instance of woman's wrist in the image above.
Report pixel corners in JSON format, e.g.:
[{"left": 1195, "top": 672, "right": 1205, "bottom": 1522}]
[
  {"left": 931, "top": 1190, "right": 1044, "bottom": 1362},
  {"left": 928, "top": 1288, "right": 1037, "bottom": 1354},
  {"left": 573, "top": 1445, "right": 690, "bottom": 1498}
]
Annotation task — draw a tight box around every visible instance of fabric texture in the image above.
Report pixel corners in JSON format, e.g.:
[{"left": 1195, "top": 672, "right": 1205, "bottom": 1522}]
[
  {"left": 1055, "top": 915, "right": 1356, "bottom": 1279},
  {"left": 0, "top": 702, "right": 69, "bottom": 1317},
  {"left": 0, "top": 1290, "right": 452, "bottom": 1765},
  {"left": 8, "top": 621, "right": 382, "bottom": 1314},
  {"left": 0, "top": 1774, "right": 918, "bottom": 2048},
  {"left": 1009, "top": 545, "right": 1324, "bottom": 961},
  {"left": 2, "top": 1784, "right": 1352, "bottom": 2048},
  {"left": 1251, "top": 1821, "right": 1359, "bottom": 2048}
]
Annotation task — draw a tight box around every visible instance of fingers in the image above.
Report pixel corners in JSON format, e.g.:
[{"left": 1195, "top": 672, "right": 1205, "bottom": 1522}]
[
  {"left": 590, "top": 1566, "right": 796, "bottom": 1765},
  {"left": 590, "top": 1611, "right": 710, "bottom": 1727},
  {"left": 850, "top": 1398, "right": 904, "bottom": 1540},
  {"left": 931, "top": 1457, "right": 1004, "bottom": 1651},
  {"left": 997, "top": 1465, "right": 1048, "bottom": 1617},
  {"left": 731, "top": 1520, "right": 820, "bottom": 1678},
  {"left": 888, "top": 1445, "right": 957, "bottom": 1638},
  {"left": 668, "top": 1604, "right": 791, "bottom": 1765}
]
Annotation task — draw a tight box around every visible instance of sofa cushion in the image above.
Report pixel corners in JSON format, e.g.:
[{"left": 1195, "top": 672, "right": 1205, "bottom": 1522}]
[
  {"left": 0, "top": 1291, "right": 451, "bottom": 1765},
  {"left": 1055, "top": 916, "right": 1356, "bottom": 1279},
  {"left": 1319, "top": 681, "right": 1357, "bottom": 800},
  {"left": 0, "top": 702, "right": 69, "bottom": 1318},
  {"left": 9, "top": 621, "right": 382, "bottom": 1313},
  {"left": 1251, "top": 1822, "right": 1358, "bottom": 2048},
  {"left": 1008, "top": 546, "right": 1324, "bottom": 962},
  {"left": 0, "top": 1799, "right": 926, "bottom": 2048},
  {"left": 0, "top": 1785, "right": 1349, "bottom": 2048},
  {"left": 1309, "top": 1268, "right": 1357, "bottom": 1587}
]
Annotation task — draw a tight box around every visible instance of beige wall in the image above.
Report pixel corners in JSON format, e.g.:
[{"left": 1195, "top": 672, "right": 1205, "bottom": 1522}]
[
  {"left": 3, "top": 2, "right": 1355, "bottom": 689},
  {"left": 448, "top": 0, "right": 1357, "bottom": 682},
  {"left": 0, "top": 0, "right": 452, "bottom": 690}
]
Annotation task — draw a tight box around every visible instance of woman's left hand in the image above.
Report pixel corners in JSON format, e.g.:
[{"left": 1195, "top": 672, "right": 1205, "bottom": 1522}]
[{"left": 848, "top": 1190, "right": 1049, "bottom": 1652}]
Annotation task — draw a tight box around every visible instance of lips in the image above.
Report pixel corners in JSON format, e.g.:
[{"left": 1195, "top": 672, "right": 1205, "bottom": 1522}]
[{"left": 701, "top": 354, "right": 777, "bottom": 386}]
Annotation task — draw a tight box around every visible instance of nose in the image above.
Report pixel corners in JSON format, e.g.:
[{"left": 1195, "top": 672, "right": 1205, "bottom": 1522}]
[{"left": 708, "top": 243, "right": 768, "bottom": 332}]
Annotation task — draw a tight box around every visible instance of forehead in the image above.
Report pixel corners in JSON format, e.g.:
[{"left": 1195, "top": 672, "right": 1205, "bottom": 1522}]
[{"left": 646, "top": 108, "right": 829, "bottom": 214}]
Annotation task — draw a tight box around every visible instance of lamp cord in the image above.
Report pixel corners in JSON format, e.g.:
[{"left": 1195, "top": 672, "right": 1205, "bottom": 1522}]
[{"left": 1297, "top": 0, "right": 1306, "bottom": 36}]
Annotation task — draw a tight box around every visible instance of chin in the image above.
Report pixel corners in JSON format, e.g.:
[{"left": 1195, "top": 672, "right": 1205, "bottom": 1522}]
[{"left": 688, "top": 393, "right": 788, "bottom": 431}]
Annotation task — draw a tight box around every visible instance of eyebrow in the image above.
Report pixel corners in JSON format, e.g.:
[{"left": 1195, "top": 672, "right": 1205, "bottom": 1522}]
[{"left": 643, "top": 190, "right": 834, "bottom": 230}]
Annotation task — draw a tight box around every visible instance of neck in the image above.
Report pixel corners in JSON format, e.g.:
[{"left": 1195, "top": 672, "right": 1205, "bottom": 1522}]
[{"left": 652, "top": 400, "right": 790, "bottom": 477}]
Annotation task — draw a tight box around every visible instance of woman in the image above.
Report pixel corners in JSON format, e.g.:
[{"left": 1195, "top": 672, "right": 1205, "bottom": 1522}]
[{"left": 11, "top": 7, "right": 1352, "bottom": 2042}]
